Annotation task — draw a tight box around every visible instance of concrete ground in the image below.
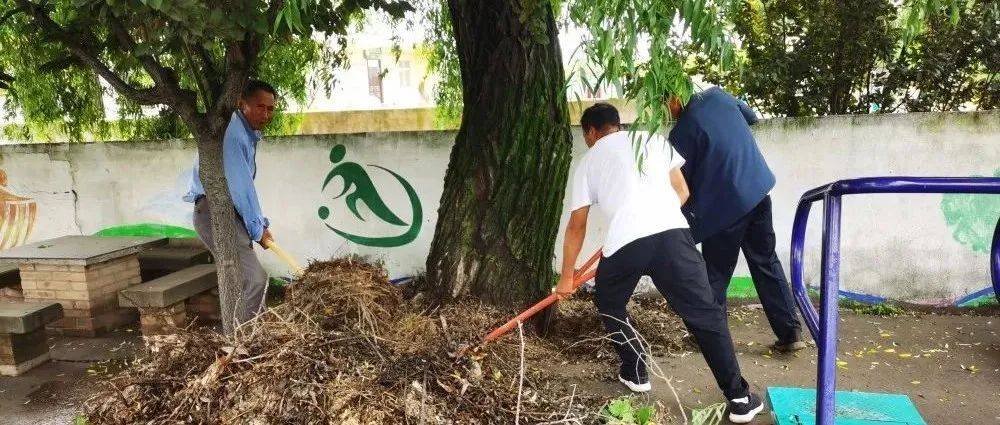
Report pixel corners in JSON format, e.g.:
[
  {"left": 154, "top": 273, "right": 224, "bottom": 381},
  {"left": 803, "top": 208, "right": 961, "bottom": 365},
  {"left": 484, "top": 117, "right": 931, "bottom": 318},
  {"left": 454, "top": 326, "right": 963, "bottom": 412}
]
[
  {"left": 0, "top": 327, "right": 139, "bottom": 425},
  {"left": 1, "top": 307, "right": 997, "bottom": 424},
  {"left": 560, "top": 305, "right": 1000, "bottom": 424}
]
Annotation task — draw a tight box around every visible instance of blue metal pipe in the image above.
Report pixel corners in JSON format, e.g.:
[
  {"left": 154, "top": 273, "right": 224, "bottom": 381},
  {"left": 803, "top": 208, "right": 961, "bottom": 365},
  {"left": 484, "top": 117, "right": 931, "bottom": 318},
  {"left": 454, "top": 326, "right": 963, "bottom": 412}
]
[
  {"left": 817, "top": 194, "right": 842, "bottom": 425},
  {"left": 787, "top": 176, "right": 1000, "bottom": 425},
  {"left": 992, "top": 216, "right": 1000, "bottom": 303},
  {"left": 790, "top": 200, "right": 819, "bottom": 340}
]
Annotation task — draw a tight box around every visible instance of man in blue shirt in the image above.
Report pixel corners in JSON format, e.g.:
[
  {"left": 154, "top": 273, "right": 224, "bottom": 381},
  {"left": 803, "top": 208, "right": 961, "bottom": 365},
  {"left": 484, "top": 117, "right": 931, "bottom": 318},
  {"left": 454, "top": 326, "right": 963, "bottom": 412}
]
[
  {"left": 668, "top": 86, "right": 805, "bottom": 352},
  {"left": 184, "top": 80, "right": 276, "bottom": 325}
]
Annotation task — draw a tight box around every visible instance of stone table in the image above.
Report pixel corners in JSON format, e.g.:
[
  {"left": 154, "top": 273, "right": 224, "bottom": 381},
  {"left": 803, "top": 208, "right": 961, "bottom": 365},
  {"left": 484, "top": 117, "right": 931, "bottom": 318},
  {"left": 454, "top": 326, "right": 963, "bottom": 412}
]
[{"left": 0, "top": 235, "right": 167, "bottom": 336}]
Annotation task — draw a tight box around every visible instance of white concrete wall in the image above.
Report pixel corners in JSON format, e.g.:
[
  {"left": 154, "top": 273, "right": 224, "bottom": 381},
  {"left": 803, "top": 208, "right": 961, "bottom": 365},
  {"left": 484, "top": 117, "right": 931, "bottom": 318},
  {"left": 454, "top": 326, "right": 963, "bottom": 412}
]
[{"left": 1, "top": 111, "right": 997, "bottom": 301}]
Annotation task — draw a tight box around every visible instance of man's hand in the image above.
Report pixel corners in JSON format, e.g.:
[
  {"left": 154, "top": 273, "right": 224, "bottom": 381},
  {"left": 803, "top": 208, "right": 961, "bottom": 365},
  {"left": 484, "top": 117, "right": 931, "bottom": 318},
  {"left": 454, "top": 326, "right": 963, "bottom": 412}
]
[
  {"left": 557, "top": 207, "right": 589, "bottom": 300},
  {"left": 554, "top": 273, "right": 576, "bottom": 300},
  {"left": 259, "top": 228, "right": 274, "bottom": 249}
]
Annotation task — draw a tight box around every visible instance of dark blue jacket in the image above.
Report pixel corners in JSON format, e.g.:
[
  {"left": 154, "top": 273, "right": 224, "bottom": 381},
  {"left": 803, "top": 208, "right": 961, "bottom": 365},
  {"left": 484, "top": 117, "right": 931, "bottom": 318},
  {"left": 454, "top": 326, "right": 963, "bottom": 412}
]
[{"left": 669, "top": 87, "right": 775, "bottom": 243}]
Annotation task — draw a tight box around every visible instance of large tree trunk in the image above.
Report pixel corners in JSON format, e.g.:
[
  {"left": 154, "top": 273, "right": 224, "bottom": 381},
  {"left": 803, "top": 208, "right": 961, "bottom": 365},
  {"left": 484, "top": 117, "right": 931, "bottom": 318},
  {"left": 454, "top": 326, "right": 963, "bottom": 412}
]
[
  {"left": 426, "top": 0, "right": 573, "bottom": 307},
  {"left": 195, "top": 126, "right": 246, "bottom": 336}
]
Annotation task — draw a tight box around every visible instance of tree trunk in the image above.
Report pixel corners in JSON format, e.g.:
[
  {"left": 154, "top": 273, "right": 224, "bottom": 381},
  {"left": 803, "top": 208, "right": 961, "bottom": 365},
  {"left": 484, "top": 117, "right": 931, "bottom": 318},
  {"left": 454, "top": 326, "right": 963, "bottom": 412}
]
[
  {"left": 425, "top": 0, "right": 573, "bottom": 307},
  {"left": 183, "top": 46, "right": 254, "bottom": 337},
  {"left": 195, "top": 126, "right": 246, "bottom": 336}
]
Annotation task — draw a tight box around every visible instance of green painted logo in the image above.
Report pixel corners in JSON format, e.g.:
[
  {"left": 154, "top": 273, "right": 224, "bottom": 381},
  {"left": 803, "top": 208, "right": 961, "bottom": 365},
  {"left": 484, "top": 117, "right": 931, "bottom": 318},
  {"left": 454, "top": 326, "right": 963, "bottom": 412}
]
[
  {"left": 941, "top": 168, "right": 1000, "bottom": 254},
  {"left": 318, "top": 144, "right": 422, "bottom": 247}
]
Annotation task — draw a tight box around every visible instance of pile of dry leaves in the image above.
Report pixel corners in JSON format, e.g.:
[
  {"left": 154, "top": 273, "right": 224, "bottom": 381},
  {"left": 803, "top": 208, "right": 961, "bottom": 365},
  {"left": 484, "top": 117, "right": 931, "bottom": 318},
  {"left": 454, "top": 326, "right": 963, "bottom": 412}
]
[{"left": 83, "top": 258, "right": 689, "bottom": 424}]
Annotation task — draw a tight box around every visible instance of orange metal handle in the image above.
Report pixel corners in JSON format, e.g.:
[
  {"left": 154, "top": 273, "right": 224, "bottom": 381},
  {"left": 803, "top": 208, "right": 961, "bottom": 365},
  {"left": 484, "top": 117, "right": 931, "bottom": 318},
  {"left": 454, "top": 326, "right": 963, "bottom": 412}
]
[{"left": 481, "top": 248, "right": 602, "bottom": 344}]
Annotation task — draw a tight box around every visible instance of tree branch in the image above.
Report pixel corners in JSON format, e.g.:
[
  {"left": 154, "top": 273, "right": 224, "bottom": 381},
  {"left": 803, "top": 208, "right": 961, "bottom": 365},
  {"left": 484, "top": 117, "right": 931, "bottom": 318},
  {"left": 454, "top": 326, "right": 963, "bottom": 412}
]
[
  {"left": 197, "top": 46, "right": 221, "bottom": 85},
  {"left": 14, "top": 0, "right": 163, "bottom": 105},
  {"left": 208, "top": 42, "right": 256, "bottom": 133},
  {"left": 106, "top": 18, "right": 197, "bottom": 106},
  {"left": 182, "top": 42, "right": 214, "bottom": 109},
  {"left": 0, "top": 70, "right": 12, "bottom": 90}
]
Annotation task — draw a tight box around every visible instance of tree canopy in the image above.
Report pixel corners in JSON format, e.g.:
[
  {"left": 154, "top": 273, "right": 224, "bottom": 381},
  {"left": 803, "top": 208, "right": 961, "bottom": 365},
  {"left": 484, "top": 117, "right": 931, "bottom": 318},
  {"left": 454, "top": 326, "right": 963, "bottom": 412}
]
[
  {"left": 0, "top": 0, "right": 410, "bottom": 142},
  {"left": 694, "top": 0, "right": 994, "bottom": 116}
]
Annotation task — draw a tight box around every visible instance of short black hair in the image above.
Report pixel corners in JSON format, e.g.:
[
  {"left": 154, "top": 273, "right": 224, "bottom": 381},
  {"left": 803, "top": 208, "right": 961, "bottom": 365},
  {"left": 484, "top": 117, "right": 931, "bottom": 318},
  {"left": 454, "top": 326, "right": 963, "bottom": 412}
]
[
  {"left": 580, "top": 103, "right": 620, "bottom": 131},
  {"left": 243, "top": 79, "right": 277, "bottom": 100}
]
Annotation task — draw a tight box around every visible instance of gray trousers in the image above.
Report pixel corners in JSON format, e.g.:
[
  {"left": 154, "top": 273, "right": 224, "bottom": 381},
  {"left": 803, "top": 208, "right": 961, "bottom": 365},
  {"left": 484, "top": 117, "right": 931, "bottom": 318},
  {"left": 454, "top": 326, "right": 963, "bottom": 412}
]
[{"left": 193, "top": 198, "right": 267, "bottom": 325}]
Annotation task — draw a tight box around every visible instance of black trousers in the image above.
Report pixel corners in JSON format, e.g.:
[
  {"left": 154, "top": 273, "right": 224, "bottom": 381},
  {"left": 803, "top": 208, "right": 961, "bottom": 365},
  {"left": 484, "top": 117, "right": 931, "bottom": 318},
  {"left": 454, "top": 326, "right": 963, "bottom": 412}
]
[
  {"left": 701, "top": 196, "right": 802, "bottom": 343},
  {"left": 595, "top": 228, "right": 750, "bottom": 400}
]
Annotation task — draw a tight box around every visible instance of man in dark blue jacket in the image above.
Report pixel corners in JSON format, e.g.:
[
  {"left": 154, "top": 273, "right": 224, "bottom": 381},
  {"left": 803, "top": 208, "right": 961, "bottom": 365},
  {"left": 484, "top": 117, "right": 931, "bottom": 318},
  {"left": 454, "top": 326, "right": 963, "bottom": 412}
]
[{"left": 668, "top": 86, "right": 805, "bottom": 352}]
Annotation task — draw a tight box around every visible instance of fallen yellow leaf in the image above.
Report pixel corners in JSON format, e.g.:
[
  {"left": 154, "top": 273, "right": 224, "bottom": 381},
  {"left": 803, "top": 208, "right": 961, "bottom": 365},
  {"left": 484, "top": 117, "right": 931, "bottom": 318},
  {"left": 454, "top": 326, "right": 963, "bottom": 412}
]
[{"left": 884, "top": 348, "right": 896, "bottom": 353}]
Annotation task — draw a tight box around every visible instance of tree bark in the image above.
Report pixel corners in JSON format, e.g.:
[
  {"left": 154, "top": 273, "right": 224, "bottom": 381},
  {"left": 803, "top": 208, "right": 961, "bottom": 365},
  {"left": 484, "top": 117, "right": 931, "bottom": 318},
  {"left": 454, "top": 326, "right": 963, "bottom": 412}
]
[
  {"left": 191, "top": 59, "right": 254, "bottom": 337},
  {"left": 425, "top": 0, "right": 573, "bottom": 307},
  {"left": 194, "top": 127, "right": 246, "bottom": 336}
]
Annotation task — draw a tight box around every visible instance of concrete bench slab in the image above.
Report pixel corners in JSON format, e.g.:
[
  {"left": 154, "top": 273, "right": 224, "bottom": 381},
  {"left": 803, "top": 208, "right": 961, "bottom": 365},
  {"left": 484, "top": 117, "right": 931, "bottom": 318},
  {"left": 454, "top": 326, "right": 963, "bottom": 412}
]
[
  {"left": 119, "top": 264, "right": 217, "bottom": 308},
  {"left": 0, "top": 302, "right": 64, "bottom": 334},
  {"left": 165, "top": 237, "right": 208, "bottom": 249},
  {"left": 138, "top": 246, "right": 212, "bottom": 271},
  {"left": 1, "top": 302, "right": 64, "bottom": 376}
]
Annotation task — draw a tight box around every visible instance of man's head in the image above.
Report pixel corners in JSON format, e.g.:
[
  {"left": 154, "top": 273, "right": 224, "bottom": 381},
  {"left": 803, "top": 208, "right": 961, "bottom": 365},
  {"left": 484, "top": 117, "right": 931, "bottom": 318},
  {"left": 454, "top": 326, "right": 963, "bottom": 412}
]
[
  {"left": 239, "top": 80, "right": 277, "bottom": 131},
  {"left": 580, "top": 103, "right": 621, "bottom": 147},
  {"left": 668, "top": 95, "right": 683, "bottom": 120}
]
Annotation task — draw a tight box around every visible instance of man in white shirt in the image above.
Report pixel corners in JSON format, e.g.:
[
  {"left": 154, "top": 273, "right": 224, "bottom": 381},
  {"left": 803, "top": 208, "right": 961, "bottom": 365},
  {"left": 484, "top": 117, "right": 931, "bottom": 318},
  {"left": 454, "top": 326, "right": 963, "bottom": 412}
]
[{"left": 554, "top": 104, "right": 763, "bottom": 424}]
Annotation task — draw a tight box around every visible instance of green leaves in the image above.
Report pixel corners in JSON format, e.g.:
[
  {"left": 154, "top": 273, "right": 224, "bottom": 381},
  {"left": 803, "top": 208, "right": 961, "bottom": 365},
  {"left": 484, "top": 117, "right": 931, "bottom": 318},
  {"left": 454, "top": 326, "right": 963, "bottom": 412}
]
[
  {"left": 0, "top": 0, "right": 413, "bottom": 142},
  {"left": 600, "top": 397, "right": 657, "bottom": 424},
  {"left": 570, "top": 0, "right": 740, "bottom": 163},
  {"left": 900, "top": 0, "right": 974, "bottom": 51}
]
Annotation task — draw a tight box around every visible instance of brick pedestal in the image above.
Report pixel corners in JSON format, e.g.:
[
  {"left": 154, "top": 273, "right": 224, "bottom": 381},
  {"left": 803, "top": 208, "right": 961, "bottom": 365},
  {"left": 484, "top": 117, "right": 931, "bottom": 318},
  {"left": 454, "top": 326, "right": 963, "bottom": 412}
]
[
  {"left": 0, "top": 328, "right": 51, "bottom": 376},
  {"left": 185, "top": 289, "right": 221, "bottom": 324},
  {"left": 139, "top": 302, "right": 188, "bottom": 335},
  {"left": 19, "top": 256, "right": 141, "bottom": 336}
]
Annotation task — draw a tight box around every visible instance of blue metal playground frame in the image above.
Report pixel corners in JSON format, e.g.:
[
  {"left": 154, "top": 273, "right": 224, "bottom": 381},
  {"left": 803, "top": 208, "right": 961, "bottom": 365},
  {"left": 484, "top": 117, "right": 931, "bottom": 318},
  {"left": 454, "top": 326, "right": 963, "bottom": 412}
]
[{"left": 789, "top": 176, "right": 1000, "bottom": 425}]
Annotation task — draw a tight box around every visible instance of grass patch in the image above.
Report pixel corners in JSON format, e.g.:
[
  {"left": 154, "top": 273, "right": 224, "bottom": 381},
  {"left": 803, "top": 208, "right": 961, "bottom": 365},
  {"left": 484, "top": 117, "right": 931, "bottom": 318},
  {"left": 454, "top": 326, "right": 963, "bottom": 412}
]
[{"left": 839, "top": 299, "right": 905, "bottom": 316}]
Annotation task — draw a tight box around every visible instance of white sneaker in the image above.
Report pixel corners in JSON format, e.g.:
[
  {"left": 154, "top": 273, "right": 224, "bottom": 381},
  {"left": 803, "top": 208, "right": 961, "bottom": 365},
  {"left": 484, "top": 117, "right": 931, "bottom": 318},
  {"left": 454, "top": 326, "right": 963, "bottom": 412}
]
[{"left": 618, "top": 375, "right": 652, "bottom": 393}]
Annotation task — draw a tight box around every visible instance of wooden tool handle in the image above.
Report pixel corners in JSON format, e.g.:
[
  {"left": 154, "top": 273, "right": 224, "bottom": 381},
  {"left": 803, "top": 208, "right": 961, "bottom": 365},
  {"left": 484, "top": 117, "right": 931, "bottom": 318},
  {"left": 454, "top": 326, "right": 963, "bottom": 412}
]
[{"left": 264, "top": 239, "right": 304, "bottom": 275}]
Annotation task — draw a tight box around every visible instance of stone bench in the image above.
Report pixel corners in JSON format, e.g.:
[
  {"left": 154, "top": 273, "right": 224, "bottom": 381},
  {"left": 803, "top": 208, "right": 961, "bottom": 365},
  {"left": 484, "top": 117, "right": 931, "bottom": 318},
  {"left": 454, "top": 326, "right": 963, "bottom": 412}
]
[
  {"left": 137, "top": 238, "right": 212, "bottom": 282},
  {"left": 1, "top": 302, "right": 64, "bottom": 376},
  {"left": 118, "top": 264, "right": 219, "bottom": 335}
]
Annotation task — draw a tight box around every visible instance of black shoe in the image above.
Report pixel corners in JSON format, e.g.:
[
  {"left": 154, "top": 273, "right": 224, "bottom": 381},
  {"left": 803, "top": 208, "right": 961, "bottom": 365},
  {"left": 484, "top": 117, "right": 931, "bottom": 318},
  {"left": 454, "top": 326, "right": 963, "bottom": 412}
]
[
  {"left": 728, "top": 392, "right": 764, "bottom": 424},
  {"left": 771, "top": 339, "right": 807, "bottom": 353},
  {"left": 772, "top": 331, "right": 808, "bottom": 353}
]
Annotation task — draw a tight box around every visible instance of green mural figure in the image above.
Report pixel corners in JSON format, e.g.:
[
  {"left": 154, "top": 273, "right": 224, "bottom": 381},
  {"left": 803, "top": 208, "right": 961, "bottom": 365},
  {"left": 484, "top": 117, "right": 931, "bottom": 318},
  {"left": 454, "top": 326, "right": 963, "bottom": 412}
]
[
  {"left": 321, "top": 144, "right": 407, "bottom": 226},
  {"left": 318, "top": 144, "right": 422, "bottom": 247},
  {"left": 941, "top": 168, "right": 1000, "bottom": 254}
]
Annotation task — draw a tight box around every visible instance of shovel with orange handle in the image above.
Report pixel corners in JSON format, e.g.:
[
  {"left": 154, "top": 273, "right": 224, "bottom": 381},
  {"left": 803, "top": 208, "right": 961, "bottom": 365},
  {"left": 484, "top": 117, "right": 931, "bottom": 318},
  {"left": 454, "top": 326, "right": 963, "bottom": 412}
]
[{"left": 453, "top": 247, "right": 603, "bottom": 358}]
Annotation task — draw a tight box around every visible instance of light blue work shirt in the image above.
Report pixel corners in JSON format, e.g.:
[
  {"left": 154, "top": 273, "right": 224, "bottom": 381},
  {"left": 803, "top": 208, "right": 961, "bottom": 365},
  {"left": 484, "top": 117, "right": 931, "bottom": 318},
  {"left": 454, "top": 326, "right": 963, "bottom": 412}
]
[{"left": 183, "top": 111, "right": 269, "bottom": 241}]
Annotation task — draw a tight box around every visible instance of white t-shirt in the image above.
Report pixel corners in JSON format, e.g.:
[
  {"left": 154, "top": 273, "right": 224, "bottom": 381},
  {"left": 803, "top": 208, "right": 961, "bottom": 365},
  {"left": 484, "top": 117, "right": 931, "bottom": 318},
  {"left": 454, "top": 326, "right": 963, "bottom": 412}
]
[{"left": 570, "top": 130, "right": 689, "bottom": 256}]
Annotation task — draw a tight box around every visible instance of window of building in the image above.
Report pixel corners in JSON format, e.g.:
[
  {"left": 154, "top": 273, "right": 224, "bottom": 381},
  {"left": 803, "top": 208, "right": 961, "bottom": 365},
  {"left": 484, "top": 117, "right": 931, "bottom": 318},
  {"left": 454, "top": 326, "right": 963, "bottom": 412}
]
[
  {"left": 399, "top": 60, "right": 411, "bottom": 88},
  {"left": 367, "top": 59, "right": 384, "bottom": 103}
]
